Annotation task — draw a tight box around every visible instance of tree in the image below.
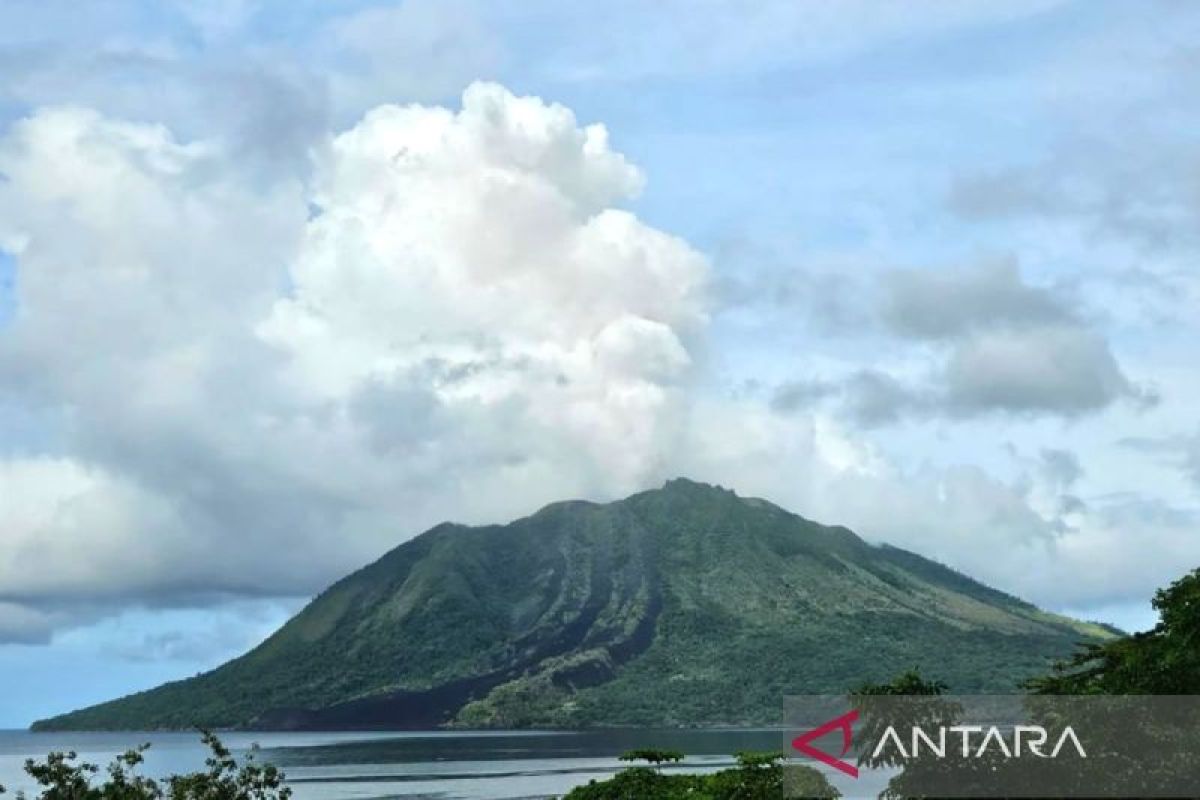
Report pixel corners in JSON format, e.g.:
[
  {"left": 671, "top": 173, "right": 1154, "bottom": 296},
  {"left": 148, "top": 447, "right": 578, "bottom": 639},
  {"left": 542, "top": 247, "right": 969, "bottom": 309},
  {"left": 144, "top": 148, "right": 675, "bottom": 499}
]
[
  {"left": 858, "top": 567, "right": 1200, "bottom": 797},
  {"left": 0, "top": 732, "right": 290, "bottom": 800},
  {"left": 617, "top": 749, "right": 684, "bottom": 770},
  {"left": 565, "top": 749, "right": 838, "bottom": 799},
  {"left": 854, "top": 668, "right": 947, "bottom": 697},
  {"left": 1027, "top": 566, "right": 1200, "bottom": 694}
]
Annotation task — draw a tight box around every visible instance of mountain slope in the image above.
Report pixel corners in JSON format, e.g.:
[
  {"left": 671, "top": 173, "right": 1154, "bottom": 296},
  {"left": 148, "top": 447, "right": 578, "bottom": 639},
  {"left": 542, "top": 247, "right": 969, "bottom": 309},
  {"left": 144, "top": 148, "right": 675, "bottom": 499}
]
[{"left": 34, "top": 479, "right": 1110, "bottom": 730}]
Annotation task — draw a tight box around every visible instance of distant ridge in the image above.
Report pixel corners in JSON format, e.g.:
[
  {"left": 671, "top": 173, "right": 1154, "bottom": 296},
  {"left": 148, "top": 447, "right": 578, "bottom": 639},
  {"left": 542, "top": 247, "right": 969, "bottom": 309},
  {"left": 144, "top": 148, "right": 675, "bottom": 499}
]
[{"left": 34, "top": 478, "right": 1110, "bottom": 731}]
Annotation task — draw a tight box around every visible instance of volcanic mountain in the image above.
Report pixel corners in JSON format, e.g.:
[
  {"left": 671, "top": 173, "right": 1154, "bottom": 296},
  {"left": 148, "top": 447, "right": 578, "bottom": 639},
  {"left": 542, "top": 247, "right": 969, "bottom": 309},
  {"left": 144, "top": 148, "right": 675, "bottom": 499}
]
[{"left": 34, "top": 479, "right": 1110, "bottom": 730}]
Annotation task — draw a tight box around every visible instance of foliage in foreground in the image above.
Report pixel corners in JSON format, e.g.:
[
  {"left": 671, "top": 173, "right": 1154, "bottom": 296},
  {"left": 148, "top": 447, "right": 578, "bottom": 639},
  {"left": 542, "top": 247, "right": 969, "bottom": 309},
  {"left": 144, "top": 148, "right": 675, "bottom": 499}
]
[
  {"left": 855, "top": 566, "right": 1200, "bottom": 799},
  {"left": 1026, "top": 565, "right": 1200, "bottom": 694},
  {"left": 563, "top": 749, "right": 839, "bottom": 799},
  {"left": 0, "top": 731, "right": 291, "bottom": 800}
]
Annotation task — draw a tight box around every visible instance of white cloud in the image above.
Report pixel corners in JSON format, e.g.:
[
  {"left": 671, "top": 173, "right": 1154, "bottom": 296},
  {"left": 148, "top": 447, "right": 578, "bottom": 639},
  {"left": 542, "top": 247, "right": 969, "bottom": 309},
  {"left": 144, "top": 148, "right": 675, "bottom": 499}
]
[
  {"left": 943, "top": 325, "right": 1136, "bottom": 415},
  {"left": 773, "top": 260, "right": 1151, "bottom": 422},
  {"left": 257, "top": 82, "right": 707, "bottom": 496},
  {"left": 0, "top": 83, "right": 712, "bottom": 639},
  {"left": 770, "top": 458, "right": 1200, "bottom": 612},
  {"left": 0, "top": 79, "right": 1192, "bottom": 647},
  {"left": 0, "top": 602, "right": 69, "bottom": 645},
  {"left": 880, "top": 259, "right": 1068, "bottom": 341},
  {"left": 0, "top": 459, "right": 184, "bottom": 603}
]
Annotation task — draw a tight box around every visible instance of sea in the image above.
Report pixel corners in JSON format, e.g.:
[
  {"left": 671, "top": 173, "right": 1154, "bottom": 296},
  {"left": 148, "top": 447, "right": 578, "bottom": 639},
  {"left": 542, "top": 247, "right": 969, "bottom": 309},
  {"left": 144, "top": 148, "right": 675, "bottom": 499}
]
[{"left": 0, "top": 728, "right": 892, "bottom": 799}]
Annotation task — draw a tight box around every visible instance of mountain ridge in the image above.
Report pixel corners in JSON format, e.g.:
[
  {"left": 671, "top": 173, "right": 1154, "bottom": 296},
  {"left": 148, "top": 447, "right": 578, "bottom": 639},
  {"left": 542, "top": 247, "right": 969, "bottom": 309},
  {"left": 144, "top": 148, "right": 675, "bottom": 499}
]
[{"left": 34, "top": 478, "right": 1111, "bottom": 731}]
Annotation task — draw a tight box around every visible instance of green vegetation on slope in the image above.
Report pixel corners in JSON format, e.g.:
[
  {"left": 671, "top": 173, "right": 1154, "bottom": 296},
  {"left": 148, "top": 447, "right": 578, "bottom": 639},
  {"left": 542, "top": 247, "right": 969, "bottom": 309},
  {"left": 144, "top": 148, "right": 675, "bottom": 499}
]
[{"left": 34, "top": 479, "right": 1111, "bottom": 731}]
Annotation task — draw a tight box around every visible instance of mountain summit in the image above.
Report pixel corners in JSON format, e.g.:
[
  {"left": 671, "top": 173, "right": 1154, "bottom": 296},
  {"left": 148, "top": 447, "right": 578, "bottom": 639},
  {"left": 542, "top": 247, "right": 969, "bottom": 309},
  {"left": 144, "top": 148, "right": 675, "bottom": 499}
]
[{"left": 34, "top": 479, "right": 1109, "bottom": 730}]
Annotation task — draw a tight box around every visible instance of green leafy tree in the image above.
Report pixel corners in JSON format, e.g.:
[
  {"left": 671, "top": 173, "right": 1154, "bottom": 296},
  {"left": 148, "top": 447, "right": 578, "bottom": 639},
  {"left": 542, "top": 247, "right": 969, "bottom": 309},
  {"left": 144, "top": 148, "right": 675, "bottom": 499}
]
[
  {"left": 707, "top": 751, "right": 806, "bottom": 799},
  {"left": 1028, "top": 566, "right": 1200, "bottom": 694},
  {"left": 860, "top": 567, "right": 1200, "bottom": 798},
  {"left": 166, "top": 731, "right": 290, "bottom": 800},
  {"left": 854, "top": 668, "right": 946, "bottom": 697},
  {"left": 565, "top": 748, "right": 837, "bottom": 799}
]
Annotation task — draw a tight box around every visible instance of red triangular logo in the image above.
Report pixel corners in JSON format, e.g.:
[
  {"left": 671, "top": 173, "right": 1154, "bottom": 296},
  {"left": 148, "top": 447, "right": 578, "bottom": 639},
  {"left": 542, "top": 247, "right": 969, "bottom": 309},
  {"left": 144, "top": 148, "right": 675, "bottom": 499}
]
[{"left": 791, "top": 708, "right": 859, "bottom": 778}]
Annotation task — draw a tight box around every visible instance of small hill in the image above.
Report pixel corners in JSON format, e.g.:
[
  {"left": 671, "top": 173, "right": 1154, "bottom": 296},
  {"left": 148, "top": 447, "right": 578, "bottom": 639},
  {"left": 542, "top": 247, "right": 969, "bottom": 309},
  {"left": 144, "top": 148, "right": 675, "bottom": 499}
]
[{"left": 34, "top": 479, "right": 1110, "bottom": 730}]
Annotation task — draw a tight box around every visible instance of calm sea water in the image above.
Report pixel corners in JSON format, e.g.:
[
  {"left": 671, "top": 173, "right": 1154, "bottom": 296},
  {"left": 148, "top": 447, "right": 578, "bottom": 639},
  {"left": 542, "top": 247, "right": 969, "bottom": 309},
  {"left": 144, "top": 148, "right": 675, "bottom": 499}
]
[{"left": 0, "top": 728, "right": 889, "bottom": 799}]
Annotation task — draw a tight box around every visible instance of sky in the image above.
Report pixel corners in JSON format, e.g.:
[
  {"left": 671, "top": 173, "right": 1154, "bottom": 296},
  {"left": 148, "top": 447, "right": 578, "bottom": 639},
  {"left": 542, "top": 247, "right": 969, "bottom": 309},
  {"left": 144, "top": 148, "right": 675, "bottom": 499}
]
[{"left": 0, "top": 0, "right": 1198, "bottom": 727}]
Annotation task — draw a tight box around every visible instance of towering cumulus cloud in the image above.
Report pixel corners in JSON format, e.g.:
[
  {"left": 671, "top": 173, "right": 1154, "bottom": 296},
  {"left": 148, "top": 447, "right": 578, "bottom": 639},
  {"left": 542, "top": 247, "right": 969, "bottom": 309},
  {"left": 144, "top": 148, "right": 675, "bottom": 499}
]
[
  {"left": 258, "top": 83, "right": 708, "bottom": 488},
  {"left": 0, "top": 84, "right": 708, "bottom": 640}
]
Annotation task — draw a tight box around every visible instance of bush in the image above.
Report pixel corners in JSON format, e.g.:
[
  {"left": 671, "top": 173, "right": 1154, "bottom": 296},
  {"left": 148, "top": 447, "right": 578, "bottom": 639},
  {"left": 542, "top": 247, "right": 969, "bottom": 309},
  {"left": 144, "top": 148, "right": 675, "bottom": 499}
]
[
  {"left": 0, "top": 731, "right": 291, "bottom": 800},
  {"left": 564, "top": 749, "right": 839, "bottom": 799}
]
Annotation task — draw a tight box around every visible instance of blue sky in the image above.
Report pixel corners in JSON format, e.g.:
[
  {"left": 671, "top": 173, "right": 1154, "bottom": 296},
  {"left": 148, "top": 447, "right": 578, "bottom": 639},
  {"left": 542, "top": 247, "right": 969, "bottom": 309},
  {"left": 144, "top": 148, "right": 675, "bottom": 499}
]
[{"left": 0, "top": 0, "right": 1198, "bottom": 727}]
